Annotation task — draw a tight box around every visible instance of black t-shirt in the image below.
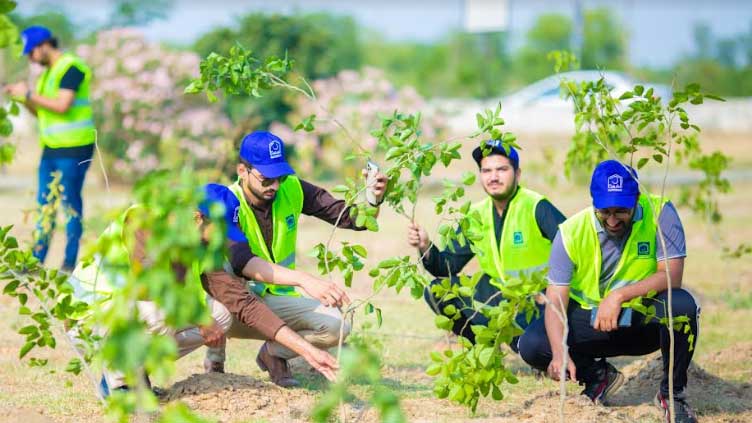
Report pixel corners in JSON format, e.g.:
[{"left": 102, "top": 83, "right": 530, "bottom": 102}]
[{"left": 41, "top": 65, "right": 94, "bottom": 160}]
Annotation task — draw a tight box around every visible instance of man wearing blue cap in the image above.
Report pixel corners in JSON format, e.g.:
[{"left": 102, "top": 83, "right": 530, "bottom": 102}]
[
  {"left": 407, "top": 140, "right": 566, "bottom": 348},
  {"left": 518, "top": 160, "right": 699, "bottom": 423},
  {"left": 4, "top": 26, "right": 97, "bottom": 272},
  {"left": 205, "top": 130, "right": 387, "bottom": 387}
]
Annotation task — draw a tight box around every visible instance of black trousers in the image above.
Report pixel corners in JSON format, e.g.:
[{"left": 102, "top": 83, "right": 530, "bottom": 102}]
[
  {"left": 423, "top": 274, "right": 543, "bottom": 350},
  {"left": 518, "top": 288, "right": 699, "bottom": 395}
]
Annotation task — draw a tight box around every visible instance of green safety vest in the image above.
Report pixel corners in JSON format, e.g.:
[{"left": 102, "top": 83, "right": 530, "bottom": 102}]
[
  {"left": 230, "top": 177, "right": 304, "bottom": 297},
  {"left": 469, "top": 187, "right": 553, "bottom": 286},
  {"left": 559, "top": 194, "right": 666, "bottom": 309},
  {"left": 35, "top": 52, "right": 96, "bottom": 148}
]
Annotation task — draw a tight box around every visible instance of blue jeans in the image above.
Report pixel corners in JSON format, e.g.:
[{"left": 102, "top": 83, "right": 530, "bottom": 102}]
[{"left": 34, "top": 156, "right": 91, "bottom": 269}]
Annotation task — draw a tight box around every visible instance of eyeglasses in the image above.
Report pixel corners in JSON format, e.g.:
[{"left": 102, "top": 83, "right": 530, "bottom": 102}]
[
  {"left": 247, "top": 168, "right": 287, "bottom": 187},
  {"left": 595, "top": 208, "right": 633, "bottom": 220}
]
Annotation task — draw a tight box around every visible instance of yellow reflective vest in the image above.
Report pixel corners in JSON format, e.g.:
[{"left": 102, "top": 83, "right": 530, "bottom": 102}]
[
  {"left": 559, "top": 194, "right": 666, "bottom": 309},
  {"left": 230, "top": 177, "right": 304, "bottom": 296},
  {"left": 35, "top": 52, "right": 96, "bottom": 148},
  {"left": 469, "top": 187, "right": 553, "bottom": 286}
]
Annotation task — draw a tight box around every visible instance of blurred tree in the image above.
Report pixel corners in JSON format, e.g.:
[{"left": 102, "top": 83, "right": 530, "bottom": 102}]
[
  {"left": 580, "top": 8, "right": 627, "bottom": 70},
  {"left": 193, "top": 12, "right": 362, "bottom": 130},
  {"left": 108, "top": 0, "right": 173, "bottom": 27},
  {"left": 513, "top": 14, "right": 572, "bottom": 85},
  {"left": 365, "top": 31, "right": 510, "bottom": 98}
]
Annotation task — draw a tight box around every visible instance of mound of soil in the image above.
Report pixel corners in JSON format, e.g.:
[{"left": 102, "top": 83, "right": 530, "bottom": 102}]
[{"left": 163, "top": 373, "right": 319, "bottom": 423}]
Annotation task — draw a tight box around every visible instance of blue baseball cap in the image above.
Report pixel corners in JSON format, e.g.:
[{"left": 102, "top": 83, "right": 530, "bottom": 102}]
[
  {"left": 198, "top": 183, "right": 247, "bottom": 243},
  {"left": 472, "top": 139, "right": 520, "bottom": 169},
  {"left": 238, "top": 131, "right": 295, "bottom": 178},
  {"left": 21, "top": 26, "right": 52, "bottom": 55},
  {"left": 590, "top": 160, "right": 640, "bottom": 209}
]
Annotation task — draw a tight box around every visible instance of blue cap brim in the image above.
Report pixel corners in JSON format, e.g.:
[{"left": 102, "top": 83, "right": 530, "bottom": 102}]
[
  {"left": 254, "top": 161, "right": 295, "bottom": 179},
  {"left": 593, "top": 194, "right": 638, "bottom": 209},
  {"left": 22, "top": 43, "right": 33, "bottom": 55}
]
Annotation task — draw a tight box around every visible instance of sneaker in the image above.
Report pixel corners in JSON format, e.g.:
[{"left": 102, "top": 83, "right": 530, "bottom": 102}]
[
  {"left": 581, "top": 360, "right": 625, "bottom": 403},
  {"left": 203, "top": 358, "right": 225, "bottom": 374},
  {"left": 654, "top": 392, "right": 698, "bottom": 423}
]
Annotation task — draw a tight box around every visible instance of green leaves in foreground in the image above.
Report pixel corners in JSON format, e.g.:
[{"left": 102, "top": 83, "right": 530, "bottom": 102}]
[
  {"left": 184, "top": 43, "right": 294, "bottom": 102},
  {"left": 428, "top": 270, "right": 547, "bottom": 412}
]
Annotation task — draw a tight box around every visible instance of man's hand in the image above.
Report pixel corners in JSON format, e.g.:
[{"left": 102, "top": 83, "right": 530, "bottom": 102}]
[
  {"left": 548, "top": 352, "right": 577, "bottom": 382},
  {"left": 362, "top": 168, "right": 388, "bottom": 205},
  {"left": 300, "top": 276, "right": 350, "bottom": 308},
  {"left": 407, "top": 222, "right": 430, "bottom": 255},
  {"left": 3, "top": 82, "right": 28, "bottom": 99},
  {"left": 199, "top": 319, "right": 225, "bottom": 348},
  {"left": 301, "top": 346, "right": 339, "bottom": 382},
  {"left": 593, "top": 290, "right": 624, "bottom": 332}
]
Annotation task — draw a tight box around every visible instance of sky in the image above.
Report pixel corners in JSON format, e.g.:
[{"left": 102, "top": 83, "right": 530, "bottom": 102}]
[{"left": 16, "top": 0, "right": 752, "bottom": 68}]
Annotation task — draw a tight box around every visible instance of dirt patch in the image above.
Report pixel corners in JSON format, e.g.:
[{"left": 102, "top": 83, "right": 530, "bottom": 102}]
[
  {"left": 608, "top": 352, "right": 752, "bottom": 421},
  {"left": 702, "top": 341, "right": 752, "bottom": 381},
  {"left": 162, "top": 373, "right": 320, "bottom": 423}
]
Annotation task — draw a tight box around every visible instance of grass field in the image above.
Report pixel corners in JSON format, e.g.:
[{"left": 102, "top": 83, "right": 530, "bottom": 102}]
[{"left": 1, "top": 132, "right": 751, "bottom": 422}]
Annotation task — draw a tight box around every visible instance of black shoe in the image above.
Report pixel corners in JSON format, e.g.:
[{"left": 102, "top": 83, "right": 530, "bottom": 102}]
[
  {"left": 654, "top": 392, "right": 698, "bottom": 423},
  {"left": 581, "top": 360, "right": 625, "bottom": 403}
]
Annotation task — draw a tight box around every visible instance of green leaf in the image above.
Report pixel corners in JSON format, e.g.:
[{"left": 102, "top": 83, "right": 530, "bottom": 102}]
[
  {"left": 434, "top": 315, "right": 453, "bottom": 331},
  {"left": 3, "top": 279, "right": 19, "bottom": 294},
  {"left": 461, "top": 172, "right": 476, "bottom": 186},
  {"left": 637, "top": 157, "right": 649, "bottom": 169},
  {"left": 375, "top": 307, "right": 383, "bottom": 328},
  {"left": 19, "top": 341, "right": 33, "bottom": 359},
  {"left": 653, "top": 154, "right": 663, "bottom": 163},
  {"left": 478, "top": 347, "right": 494, "bottom": 367}
]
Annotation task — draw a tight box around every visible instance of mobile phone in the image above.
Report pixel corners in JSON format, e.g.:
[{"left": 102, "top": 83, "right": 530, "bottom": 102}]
[
  {"left": 589, "top": 306, "right": 632, "bottom": 328},
  {"left": 365, "top": 159, "right": 380, "bottom": 205}
]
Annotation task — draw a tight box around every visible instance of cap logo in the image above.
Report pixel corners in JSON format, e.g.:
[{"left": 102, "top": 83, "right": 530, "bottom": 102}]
[
  {"left": 607, "top": 174, "right": 623, "bottom": 192},
  {"left": 269, "top": 140, "right": 282, "bottom": 159}
]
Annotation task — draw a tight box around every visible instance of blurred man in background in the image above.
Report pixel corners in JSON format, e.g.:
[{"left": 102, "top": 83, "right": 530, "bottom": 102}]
[{"left": 3, "top": 26, "right": 97, "bottom": 271}]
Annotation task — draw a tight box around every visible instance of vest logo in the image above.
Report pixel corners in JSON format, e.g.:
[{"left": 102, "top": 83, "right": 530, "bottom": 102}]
[
  {"left": 607, "top": 174, "right": 623, "bottom": 192},
  {"left": 513, "top": 231, "right": 524, "bottom": 245},
  {"left": 285, "top": 214, "right": 296, "bottom": 231},
  {"left": 637, "top": 241, "right": 650, "bottom": 257},
  {"left": 269, "top": 140, "right": 282, "bottom": 159}
]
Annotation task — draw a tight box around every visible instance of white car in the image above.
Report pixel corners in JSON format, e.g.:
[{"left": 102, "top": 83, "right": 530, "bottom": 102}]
[
  {"left": 494, "top": 70, "right": 672, "bottom": 133},
  {"left": 436, "top": 71, "right": 671, "bottom": 134}
]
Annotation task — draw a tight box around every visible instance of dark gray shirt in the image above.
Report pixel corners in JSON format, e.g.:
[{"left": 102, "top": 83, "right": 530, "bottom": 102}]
[{"left": 548, "top": 201, "right": 686, "bottom": 292}]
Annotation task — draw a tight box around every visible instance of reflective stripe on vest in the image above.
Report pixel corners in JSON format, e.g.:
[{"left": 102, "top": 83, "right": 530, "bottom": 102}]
[
  {"left": 35, "top": 53, "right": 96, "bottom": 148},
  {"left": 469, "top": 187, "right": 553, "bottom": 287},
  {"left": 560, "top": 194, "right": 666, "bottom": 309},
  {"left": 230, "top": 177, "right": 304, "bottom": 297}
]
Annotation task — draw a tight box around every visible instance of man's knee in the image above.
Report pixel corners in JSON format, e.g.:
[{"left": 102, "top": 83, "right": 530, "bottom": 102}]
[
  {"left": 315, "top": 314, "right": 350, "bottom": 347},
  {"left": 669, "top": 289, "right": 700, "bottom": 318}
]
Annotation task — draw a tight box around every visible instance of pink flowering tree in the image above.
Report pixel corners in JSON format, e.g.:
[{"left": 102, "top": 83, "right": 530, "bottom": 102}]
[
  {"left": 76, "top": 29, "right": 234, "bottom": 179},
  {"left": 271, "top": 66, "right": 447, "bottom": 177}
]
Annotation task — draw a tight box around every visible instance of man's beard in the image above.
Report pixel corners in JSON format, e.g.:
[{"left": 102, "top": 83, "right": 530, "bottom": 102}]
[
  {"left": 487, "top": 181, "right": 518, "bottom": 202},
  {"left": 245, "top": 179, "right": 276, "bottom": 204}
]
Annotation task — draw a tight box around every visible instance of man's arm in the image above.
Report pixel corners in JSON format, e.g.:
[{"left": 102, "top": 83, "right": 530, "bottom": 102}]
[
  {"left": 544, "top": 284, "right": 576, "bottom": 381},
  {"left": 407, "top": 222, "right": 474, "bottom": 277},
  {"left": 544, "top": 229, "right": 577, "bottom": 380},
  {"left": 228, "top": 240, "right": 349, "bottom": 307},
  {"left": 27, "top": 88, "right": 75, "bottom": 114},
  {"left": 202, "top": 271, "right": 286, "bottom": 339},
  {"left": 201, "top": 270, "right": 338, "bottom": 381}
]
